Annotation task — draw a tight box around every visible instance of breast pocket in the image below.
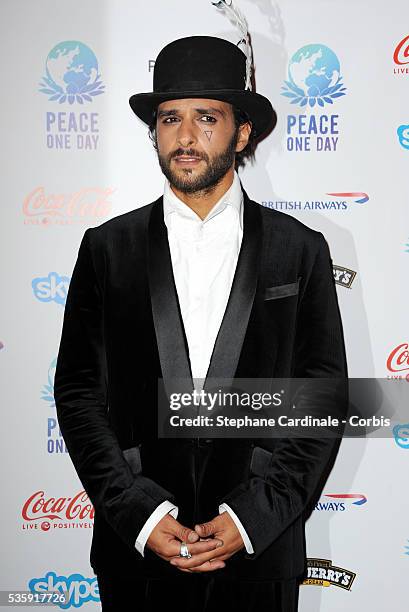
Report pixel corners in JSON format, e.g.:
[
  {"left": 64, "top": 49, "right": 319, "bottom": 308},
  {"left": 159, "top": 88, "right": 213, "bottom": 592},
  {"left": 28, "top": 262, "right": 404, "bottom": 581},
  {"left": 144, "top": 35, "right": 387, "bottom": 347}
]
[
  {"left": 249, "top": 445, "right": 273, "bottom": 480},
  {"left": 122, "top": 445, "right": 142, "bottom": 476},
  {"left": 264, "top": 276, "right": 301, "bottom": 301}
]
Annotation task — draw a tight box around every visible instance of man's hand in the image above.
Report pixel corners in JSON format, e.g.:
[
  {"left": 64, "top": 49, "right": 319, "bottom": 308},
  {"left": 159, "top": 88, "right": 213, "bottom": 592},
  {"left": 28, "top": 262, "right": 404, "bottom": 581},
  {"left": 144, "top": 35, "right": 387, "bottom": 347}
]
[
  {"left": 169, "top": 511, "right": 245, "bottom": 573},
  {"left": 146, "top": 513, "right": 224, "bottom": 566}
]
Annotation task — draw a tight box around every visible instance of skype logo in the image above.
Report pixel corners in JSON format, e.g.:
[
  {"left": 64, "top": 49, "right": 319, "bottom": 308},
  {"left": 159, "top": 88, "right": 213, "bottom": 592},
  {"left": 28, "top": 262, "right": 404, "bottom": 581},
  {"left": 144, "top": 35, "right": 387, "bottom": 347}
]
[
  {"left": 397, "top": 124, "right": 409, "bottom": 149},
  {"left": 28, "top": 571, "right": 99, "bottom": 609},
  {"left": 32, "top": 272, "right": 70, "bottom": 306}
]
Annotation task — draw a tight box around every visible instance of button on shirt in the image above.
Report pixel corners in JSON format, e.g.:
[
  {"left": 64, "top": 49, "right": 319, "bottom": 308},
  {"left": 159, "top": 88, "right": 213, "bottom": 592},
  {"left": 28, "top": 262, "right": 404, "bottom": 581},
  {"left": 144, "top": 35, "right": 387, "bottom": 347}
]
[{"left": 134, "top": 171, "right": 254, "bottom": 556}]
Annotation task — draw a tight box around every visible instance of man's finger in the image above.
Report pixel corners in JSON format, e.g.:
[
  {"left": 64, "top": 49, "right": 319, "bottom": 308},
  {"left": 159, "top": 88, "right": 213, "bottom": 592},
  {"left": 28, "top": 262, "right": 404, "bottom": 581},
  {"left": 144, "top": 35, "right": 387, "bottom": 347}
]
[
  {"left": 176, "top": 560, "right": 226, "bottom": 573},
  {"left": 171, "top": 521, "right": 199, "bottom": 544},
  {"left": 170, "top": 545, "right": 225, "bottom": 569},
  {"left": 166, "top": 537, "right": 223, "bottom": 558},
  {"left": 194, "top": 520, "right": 218, "bottom": 538}
]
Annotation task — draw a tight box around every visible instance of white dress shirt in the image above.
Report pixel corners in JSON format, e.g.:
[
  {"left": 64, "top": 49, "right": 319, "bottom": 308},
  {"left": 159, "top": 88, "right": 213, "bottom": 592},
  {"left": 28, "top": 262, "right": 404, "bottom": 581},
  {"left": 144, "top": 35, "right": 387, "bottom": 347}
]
[{"left": 134, "top": 170, "right": 254, "bottom": 557}]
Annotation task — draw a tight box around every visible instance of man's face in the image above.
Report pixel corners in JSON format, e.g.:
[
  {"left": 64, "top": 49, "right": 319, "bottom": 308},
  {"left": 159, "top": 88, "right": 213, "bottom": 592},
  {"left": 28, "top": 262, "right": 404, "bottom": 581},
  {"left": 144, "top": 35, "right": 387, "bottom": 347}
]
[{"left": 154, "top": 98, "right": 242, "bottom": 194}]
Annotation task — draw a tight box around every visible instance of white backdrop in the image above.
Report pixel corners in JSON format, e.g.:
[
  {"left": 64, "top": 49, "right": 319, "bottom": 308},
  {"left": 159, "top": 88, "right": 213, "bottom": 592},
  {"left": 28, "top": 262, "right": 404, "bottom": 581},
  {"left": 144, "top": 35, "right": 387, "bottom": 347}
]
[{"left": 1, "top": 0, "right": 408, "bottom": 609}]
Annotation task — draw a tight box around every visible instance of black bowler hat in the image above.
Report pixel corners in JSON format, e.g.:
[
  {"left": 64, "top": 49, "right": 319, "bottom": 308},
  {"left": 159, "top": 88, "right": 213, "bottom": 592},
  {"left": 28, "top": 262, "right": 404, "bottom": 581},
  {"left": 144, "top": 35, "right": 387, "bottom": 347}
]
[{"left": 129, "top": 36, "right": 277, "bottom": 138}]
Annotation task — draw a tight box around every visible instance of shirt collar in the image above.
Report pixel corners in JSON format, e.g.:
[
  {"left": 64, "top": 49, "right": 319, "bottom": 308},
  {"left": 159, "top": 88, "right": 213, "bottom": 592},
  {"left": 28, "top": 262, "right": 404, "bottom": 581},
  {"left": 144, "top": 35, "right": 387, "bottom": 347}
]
[{"left": 163, "top": 170, "right": 243, "bottom": 230}]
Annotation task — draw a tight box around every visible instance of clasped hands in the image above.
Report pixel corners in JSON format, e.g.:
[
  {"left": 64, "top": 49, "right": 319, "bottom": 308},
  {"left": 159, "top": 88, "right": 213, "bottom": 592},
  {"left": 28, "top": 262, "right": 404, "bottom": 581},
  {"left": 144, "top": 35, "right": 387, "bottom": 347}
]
[{"left": 146, "top": 511, "right": 245, "bottom": 573}]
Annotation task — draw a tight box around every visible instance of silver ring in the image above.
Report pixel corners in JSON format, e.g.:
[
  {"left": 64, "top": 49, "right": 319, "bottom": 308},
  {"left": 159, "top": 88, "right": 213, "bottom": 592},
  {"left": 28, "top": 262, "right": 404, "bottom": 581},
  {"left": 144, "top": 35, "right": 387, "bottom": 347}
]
[{"left": 179, "top": 542, "right": 192, "bottom": 559}]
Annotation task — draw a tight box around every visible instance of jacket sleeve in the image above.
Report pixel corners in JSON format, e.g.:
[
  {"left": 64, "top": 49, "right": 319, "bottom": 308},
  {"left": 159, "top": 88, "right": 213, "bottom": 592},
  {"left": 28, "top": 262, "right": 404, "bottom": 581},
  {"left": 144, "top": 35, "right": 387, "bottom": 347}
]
[
  {"left": 54, "top": 228, "right": 177, "bottom": 552},
  {"left": 219, "top": 231, "right": 349, "bottom": 560}
]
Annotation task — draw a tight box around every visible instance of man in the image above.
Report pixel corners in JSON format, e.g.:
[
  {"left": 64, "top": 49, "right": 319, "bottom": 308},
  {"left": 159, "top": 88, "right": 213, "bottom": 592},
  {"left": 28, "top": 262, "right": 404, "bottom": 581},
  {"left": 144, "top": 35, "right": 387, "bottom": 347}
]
[{"left": 54, "top": 35, "right": 348, "bottom": 611}]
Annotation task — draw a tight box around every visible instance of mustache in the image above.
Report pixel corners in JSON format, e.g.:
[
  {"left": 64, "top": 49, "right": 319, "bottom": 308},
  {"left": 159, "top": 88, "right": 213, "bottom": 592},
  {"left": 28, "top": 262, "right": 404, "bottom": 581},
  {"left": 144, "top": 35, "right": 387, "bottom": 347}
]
[{"left": 170, "top": 148, "right": 209, "bottom": 161}]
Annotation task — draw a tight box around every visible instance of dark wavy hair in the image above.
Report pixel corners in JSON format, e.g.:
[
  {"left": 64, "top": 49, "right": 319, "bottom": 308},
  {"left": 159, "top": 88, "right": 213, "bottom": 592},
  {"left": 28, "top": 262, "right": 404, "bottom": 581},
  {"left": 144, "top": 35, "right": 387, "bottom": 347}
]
[{"left": 147, "top": 103, "right": 257, "bottom": 170}]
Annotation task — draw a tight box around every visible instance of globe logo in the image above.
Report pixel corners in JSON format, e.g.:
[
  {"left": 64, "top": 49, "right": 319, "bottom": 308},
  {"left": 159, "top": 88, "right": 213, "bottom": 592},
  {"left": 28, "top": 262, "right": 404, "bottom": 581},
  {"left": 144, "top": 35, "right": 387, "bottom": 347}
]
[
  {"left": 39, "top": 41, "right": 105, "bottom": 104},
  {"left": 41, "top": 357, "right": 57, "bottom": 407},
  {"left": 282, "top": 44, "right": 346, "bottom": 108}
]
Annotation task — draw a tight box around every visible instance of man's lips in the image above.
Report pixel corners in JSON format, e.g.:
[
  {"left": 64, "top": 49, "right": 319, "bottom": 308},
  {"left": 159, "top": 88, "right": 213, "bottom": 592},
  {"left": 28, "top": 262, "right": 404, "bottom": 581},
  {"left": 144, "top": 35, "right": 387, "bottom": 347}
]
[{"left": 173, "top": 156, "right": 203, "bottom": 164}]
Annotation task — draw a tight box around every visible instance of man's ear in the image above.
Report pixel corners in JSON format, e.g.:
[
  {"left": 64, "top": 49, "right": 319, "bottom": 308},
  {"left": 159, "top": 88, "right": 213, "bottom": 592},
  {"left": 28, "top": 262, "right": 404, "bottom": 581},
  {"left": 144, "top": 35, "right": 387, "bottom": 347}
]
[{"left": 236, "top": 121, "right": 252, "bottom": 153}]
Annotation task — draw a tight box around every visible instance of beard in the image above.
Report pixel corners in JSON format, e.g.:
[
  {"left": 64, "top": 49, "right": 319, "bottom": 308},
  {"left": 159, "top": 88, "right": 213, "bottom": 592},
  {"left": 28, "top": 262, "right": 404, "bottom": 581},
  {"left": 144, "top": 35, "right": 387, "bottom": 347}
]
[{"left": 156, "top": 127, "right": 239, "bottom": 195}]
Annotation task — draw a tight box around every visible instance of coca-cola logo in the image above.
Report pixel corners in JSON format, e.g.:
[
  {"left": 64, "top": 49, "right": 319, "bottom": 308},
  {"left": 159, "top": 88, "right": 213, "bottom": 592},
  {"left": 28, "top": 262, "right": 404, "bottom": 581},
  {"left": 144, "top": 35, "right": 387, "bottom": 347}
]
[
  {"left": 387, "top": 343, "right": 409, "bottom": 379},
  {"left": 22, "top": 186, "right": 114, "bottom": 224},
  {"left": 394, "top": 35, "right": 409, "bottom": 65},
  {"left": 22, "top": 490, "right": 94, "bottom": 522}
]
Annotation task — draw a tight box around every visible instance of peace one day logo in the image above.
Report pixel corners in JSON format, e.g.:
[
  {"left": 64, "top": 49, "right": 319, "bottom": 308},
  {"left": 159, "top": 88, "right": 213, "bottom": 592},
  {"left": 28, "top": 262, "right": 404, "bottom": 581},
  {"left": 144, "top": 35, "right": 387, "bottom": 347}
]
[
  {"left": 281, "top": 44, "right": 347, "bottom": 152},
  {"left": 39, "top": 41, "right": 104, "bottom": 150},
  {"left": 39, "top": 41, "right": 104, "bottom": 104}
]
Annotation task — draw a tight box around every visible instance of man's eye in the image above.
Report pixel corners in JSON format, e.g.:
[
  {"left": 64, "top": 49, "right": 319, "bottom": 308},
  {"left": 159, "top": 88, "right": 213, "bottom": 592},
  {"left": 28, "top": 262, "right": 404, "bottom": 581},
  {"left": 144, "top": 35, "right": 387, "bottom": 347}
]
[
  {"left": 200, "top": 115, "right": 217, "bottom": 122},
  {"left": 163, "top": 117, "right": 178, "bottom": 123}
]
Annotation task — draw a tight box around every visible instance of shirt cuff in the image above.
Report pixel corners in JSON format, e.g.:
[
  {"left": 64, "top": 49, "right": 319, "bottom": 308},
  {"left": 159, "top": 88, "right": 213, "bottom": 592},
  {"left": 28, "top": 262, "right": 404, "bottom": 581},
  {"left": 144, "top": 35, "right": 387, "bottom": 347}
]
[
  {"left": 135, "top": 500, "right": 178, "bottom": 557},
  {"left": 219, "top": 503, "right": 254, "bottom": 555}
]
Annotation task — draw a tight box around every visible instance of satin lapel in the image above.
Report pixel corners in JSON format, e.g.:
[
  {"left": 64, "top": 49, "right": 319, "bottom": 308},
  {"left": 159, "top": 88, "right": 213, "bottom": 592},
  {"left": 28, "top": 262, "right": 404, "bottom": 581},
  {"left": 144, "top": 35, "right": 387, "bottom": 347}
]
[
  {"left": 203, "top": 187, "right": 262, "bottom": 391},
  {"left": 147, "top": 196, "right": 194, "bottom": 396}
]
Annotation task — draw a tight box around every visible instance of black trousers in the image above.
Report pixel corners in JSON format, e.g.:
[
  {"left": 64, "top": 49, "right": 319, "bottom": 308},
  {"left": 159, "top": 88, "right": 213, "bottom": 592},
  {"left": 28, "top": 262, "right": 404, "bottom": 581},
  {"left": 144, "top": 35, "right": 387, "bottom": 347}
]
[{"left": 96, "top": 568, "right": 301, "bottom": 611}]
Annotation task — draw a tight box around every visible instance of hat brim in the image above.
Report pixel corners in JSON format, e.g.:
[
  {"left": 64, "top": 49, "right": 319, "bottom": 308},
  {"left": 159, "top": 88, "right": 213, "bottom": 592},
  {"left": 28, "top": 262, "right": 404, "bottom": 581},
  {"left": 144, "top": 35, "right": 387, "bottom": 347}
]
[{"left": 129, "top": 89, "right": 277, "bottom": 139}]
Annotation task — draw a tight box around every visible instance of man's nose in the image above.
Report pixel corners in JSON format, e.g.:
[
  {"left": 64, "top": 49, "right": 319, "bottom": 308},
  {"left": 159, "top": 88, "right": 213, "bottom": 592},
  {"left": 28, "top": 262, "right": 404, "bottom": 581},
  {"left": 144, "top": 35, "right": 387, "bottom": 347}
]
[{"left": 176, "top": 119, "right": 197, "bottom": 147}]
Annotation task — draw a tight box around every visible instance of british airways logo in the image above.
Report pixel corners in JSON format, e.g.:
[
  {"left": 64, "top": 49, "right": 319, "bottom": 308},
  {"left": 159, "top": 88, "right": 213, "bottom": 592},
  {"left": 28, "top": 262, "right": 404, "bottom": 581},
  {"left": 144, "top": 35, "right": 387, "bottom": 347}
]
[{"left": 315, "top": 493, "right": 367, "bottom": 511}]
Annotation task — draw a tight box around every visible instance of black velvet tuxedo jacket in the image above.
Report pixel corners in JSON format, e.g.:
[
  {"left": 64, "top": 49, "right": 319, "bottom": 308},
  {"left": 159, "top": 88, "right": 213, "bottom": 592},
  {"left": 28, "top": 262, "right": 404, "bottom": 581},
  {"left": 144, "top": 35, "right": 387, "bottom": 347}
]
[{"left": 54, "top": 183, "right": 348, "bottom": 581}]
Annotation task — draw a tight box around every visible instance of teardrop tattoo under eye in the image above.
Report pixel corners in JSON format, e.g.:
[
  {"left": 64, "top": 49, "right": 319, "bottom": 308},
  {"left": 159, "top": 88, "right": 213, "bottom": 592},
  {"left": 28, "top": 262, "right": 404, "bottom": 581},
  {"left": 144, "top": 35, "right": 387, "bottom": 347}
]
[{"left": 204, "top": 130, "right": 213, "bottom": 141}]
